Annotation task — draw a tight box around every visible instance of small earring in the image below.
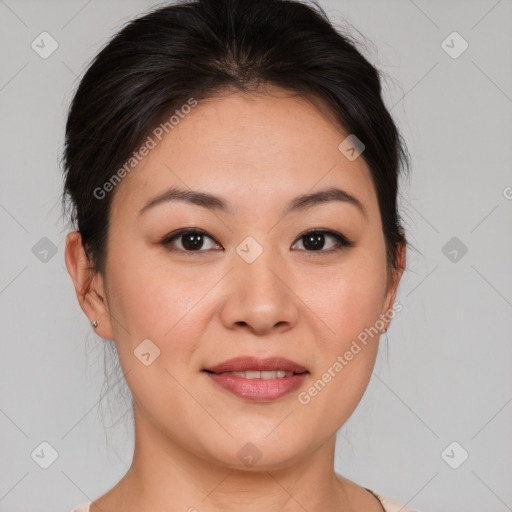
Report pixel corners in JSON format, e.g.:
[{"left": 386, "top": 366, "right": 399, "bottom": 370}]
[
  {"left": 381, "top": 328, "right": 387, "bottom": 333},
  {"left": 91, "top": 320, "right": 98, "bottom": 328}
]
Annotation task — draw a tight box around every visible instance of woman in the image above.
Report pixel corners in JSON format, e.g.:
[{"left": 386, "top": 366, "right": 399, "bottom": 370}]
[{"left": 63, "top": 0, "right": 416, "bottom": 510}]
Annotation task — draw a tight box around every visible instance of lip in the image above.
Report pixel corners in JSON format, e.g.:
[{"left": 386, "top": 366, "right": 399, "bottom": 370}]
[
  {"left": 204, "top": 356, "right": 308, "bottom": 374},
  {"left": 203, "top": 356, "right": 309, "bottom": 402}
]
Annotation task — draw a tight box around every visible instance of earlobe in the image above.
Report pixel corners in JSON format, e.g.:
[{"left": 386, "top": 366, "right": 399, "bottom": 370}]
[{"left": 64, "top": 231, "right": 115, "bottom": 339}]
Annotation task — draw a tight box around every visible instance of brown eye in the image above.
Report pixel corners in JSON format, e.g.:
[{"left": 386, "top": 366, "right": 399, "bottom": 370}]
[
  {"left": 160, "top": 228, "right": 353, "bottom": 255},
  {"left": 292, "top": 230, "right": 354, "bottom": 253},
  {"left": 160, "top": 229, "right": 221, "bottom": 252}
]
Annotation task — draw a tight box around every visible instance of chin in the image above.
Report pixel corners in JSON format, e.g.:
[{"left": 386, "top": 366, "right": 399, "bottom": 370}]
[{"left": 200, "top": 433, "right": 307, "bottom": 472}]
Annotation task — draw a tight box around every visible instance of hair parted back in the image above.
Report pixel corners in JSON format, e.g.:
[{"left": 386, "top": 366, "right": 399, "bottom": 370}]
[{"left": 61, "top": 0, "right": 410, "bottom": 280}]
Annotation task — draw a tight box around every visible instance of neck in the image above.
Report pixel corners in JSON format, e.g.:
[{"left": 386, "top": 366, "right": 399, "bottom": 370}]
[{"left": 110, "top": 406, "right": 354, "bottom": 512}]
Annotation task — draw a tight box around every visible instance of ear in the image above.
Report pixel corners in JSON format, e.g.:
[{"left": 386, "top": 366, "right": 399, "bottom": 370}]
[
  {"left": 64, "top": 231, "right": 115, "bottom": 340},
  {"left": 382, "top": 238, "right": 406, "bottom": 330}
]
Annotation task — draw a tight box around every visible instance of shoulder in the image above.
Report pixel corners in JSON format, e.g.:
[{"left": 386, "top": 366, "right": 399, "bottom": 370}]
[
  {"left": 72, "top": 492, "right": 420, "bottom": 512},
  {"left": 368, "top": 489, "right": 421, "bottom": 512},
  {"left": 70, "top": 504, "right": 91, "bottom": 512}
]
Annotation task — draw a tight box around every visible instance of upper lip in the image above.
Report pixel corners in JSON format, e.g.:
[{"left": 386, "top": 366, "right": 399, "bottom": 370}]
[{"left": 204, "top": 356, "right": 308, "bottom": 374}]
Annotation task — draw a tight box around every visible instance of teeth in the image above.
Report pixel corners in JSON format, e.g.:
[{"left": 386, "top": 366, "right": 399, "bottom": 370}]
[{"left": 229, "top": 370, "right": 295, "bottom": 379}]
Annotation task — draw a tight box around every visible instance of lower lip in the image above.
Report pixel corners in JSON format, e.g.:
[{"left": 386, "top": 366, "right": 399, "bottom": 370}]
[{"left": 204, "top": 372, "right": 308, "bottom": 402}]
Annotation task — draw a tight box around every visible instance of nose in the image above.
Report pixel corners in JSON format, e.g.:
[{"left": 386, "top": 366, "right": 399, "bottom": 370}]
[{"left": 219, "top": 246, "right": 300, "bottom": 336}]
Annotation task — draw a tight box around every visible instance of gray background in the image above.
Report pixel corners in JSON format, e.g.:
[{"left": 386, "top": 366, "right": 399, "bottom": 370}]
[{"left": 1, "top": 1, "right": 511, "bottom": 511}]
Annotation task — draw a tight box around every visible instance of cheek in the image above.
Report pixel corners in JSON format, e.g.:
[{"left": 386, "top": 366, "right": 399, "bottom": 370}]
[
  {"left": 296, "top": 259, "right": 387, "bottom": 428},
  {"left": 308, "top": 253, "right": 387, "bottom": 347},
  {"left": 106, "top": 240, "right": 215, "bottom": 343},
  {"left": 105, "top": 249, "right": 213, "bottom": 421}
]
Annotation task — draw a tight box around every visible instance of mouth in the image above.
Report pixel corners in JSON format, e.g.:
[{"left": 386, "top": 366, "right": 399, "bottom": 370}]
[
  {"left": 204, "top": 369, "right": 307, "bottom": 379},
  {"left": 202, "top": 356, "right": 309, "bottom": 402},
  {"left": 203, "top": 355, "right": 309, "bottom": 374}
]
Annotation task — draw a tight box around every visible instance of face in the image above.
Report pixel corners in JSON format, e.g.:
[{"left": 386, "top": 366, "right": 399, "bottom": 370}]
[{"left": 67, "top": 85, "right": 404, "bottom": 471}]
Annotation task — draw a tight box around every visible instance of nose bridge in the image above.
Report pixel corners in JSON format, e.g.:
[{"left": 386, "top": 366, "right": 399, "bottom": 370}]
[
  {"left": 242, "top": 250, "right": 280, "bottom": 292},
  {"left": 236, "top": 234, "right": 285, "bottom": 296},
  {"left": 221, "top": 234, "right": 298, "bottom": 333}
]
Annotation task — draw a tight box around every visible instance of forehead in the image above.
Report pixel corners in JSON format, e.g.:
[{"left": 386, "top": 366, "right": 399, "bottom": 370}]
[{"left": 111, "top": 86, "right": 379, "bottom": 220}]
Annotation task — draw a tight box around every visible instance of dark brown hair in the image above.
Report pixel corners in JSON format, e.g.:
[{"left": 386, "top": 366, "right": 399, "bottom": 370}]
[{"left": 61, "top": 0, "right": 409, "bottom": 276}]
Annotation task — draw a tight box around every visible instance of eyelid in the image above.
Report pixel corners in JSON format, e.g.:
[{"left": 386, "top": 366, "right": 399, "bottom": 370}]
[
  {"left": 291, "top": 229, "right": 354, "bottom": 252},
  {"left": 160, "top": 228, "right": 221, "bottom": 252},
  {"left": 159, "top": 228, "right": 354, "bottom": 253}
]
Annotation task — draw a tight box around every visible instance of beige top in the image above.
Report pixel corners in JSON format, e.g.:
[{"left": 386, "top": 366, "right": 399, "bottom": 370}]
[{"left": 71, "top": 489, "right": 419, "bottom": 512}]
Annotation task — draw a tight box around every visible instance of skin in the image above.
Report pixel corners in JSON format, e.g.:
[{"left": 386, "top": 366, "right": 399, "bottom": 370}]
[{"left": 65, "top": 84, "right": 405, "bottom": 512}]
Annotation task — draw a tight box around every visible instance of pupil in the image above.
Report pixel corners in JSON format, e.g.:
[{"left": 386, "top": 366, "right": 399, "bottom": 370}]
[
  {"left": 183, "top": 233, "right": 203, "bottom": 250},
  {"left": 179, "top": 232, "right": 327, "bottom": 251},
  {"left": 304, "top": 232, "right": 324, "bottom": 251}
]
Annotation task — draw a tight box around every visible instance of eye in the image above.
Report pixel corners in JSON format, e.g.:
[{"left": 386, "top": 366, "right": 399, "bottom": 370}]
[
  {"left": 160, "top": 228, "right": 222, "bottom": 253},
  {"left": 160, "top": 228, "right": 354, "bottom": 254},
  {"left": 291, "top": 229, "right": 354, "bottom": 253}
]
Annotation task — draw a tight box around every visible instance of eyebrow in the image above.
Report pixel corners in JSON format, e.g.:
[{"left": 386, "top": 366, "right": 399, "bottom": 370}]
[{"left": 138, "top": 185, "right": 367, "bottom": 219}]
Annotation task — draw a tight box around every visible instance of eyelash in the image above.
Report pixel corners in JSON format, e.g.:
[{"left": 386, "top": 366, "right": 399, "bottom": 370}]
[{"left": 159, "top": 228, "right": 354, "bottom": 255}]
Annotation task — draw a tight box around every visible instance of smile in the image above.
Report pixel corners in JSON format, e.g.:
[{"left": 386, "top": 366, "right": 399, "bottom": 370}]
[{"left": 203, "top": 356, "right": 309, "bottom": 402}]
